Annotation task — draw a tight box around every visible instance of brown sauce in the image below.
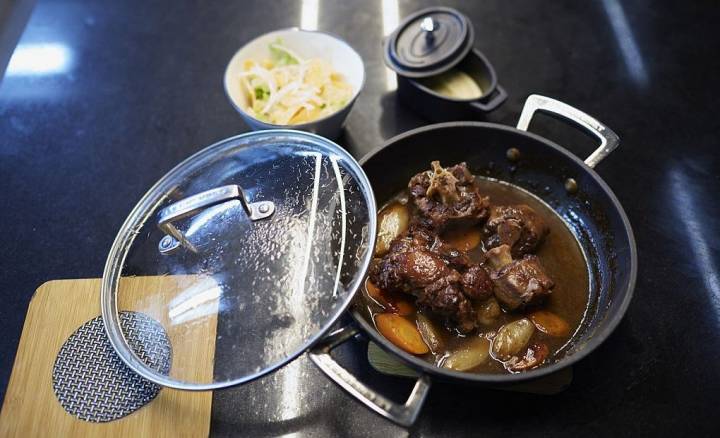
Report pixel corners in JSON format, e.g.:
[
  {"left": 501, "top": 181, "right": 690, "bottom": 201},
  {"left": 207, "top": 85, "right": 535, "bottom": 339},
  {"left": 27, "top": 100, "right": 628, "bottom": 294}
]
[{"left": 358, "top": 177, "right": 590, "bottom": 374}]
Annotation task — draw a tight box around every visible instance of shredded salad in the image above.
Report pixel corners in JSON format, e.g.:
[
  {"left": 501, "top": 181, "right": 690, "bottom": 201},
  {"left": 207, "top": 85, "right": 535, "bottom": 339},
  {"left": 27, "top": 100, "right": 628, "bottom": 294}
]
[{"left": 238, "top": 39, "right": 354, "bottom": 125}]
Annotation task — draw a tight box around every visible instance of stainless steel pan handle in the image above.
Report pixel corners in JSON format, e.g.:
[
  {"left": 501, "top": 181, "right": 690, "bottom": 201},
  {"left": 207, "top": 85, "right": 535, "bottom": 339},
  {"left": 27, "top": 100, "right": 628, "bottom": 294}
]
[
  {"left": 308, "top": 324, "right": 431, "bottom": 427},
  {"left": 516, "top": 94, "right": 620, "bottom": 168},
  {"left": 157, "top": 184, "right": 275, "bottom": 254}
]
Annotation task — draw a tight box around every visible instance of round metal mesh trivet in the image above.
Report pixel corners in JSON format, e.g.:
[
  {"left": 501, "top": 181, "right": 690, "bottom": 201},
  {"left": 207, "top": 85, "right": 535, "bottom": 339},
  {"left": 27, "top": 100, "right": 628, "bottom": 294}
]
[{"left": 52, "top": 311, "right": 172, "bottom": 422}]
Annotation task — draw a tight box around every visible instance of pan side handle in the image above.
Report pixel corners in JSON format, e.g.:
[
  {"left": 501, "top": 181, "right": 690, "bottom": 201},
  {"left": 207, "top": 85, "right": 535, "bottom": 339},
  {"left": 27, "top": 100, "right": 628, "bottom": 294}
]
[
  {"left": 308, "top": 324, "right": 431, "bottom": 427},
  {"left": 516, "top": 94, "right": 620, "bottom": 168}
]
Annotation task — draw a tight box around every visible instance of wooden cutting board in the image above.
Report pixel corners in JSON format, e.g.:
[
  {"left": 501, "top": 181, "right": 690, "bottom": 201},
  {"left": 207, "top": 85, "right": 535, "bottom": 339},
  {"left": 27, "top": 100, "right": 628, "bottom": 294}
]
[{"left": 0, "top": 277, "right": 216, "bottom": 438}]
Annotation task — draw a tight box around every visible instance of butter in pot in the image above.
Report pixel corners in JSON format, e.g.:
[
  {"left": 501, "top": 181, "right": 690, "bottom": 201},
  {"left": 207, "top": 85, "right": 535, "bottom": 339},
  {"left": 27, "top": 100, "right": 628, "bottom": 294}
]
[{"left": 419, "top": 69, "right": 484, "bottom": 100}]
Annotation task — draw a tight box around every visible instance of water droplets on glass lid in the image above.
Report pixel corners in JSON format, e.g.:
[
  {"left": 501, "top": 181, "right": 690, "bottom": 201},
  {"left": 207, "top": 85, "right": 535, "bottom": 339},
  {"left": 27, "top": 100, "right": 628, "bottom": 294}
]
[{"left": 101, "top": 130, "right": 376, "bottom": 389}]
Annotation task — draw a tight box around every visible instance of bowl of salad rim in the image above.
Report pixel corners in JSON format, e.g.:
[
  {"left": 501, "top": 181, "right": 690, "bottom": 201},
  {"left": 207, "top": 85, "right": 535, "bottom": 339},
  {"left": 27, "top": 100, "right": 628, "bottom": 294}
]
[{"left": 224, "top": 28, "right": 365, "bottom": 140}]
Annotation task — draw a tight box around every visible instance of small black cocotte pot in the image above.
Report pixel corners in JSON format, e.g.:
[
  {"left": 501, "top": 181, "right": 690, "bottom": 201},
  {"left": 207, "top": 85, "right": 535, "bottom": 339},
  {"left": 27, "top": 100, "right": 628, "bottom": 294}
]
[{"left": 384, "top": 7, "right": 508, "bottom": 122}]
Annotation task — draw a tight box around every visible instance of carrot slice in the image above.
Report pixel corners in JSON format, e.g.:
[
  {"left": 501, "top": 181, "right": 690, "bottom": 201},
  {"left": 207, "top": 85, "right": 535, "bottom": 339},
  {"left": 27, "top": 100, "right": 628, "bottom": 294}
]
[
  {"left": 392, "top": 299, "right": 415, "bottom": 316},
  {"left": 365, "top": 279, "right": 383, "bottom": 301},
  {"left": 365, "top": 279, "right": 415, "bottom": 316},
  {"left": 375, "top": 314, "right": 430, "bottom": 355},
  {"left": 529, "top": 310, "right": 570, "bottom": 337},
  {"left": 443, "top": 228, "right": 482, "bottom": 251}
]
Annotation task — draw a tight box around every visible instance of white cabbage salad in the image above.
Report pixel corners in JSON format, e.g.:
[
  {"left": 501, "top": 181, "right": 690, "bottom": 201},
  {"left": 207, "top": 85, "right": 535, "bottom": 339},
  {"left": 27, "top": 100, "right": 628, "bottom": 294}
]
[{"left": 239, "top": 39, "right": 354, "bottom": 125}]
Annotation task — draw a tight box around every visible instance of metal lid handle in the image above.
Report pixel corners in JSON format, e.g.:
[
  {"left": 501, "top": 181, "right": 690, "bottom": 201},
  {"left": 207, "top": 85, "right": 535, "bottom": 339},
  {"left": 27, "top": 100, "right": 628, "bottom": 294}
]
[
  {"left": 516, "top": 94, "right": 620, "bottom": 168},
  {"left": 157, "top": 184, "right": 274, "bottom": 254},
  {"left": 420, "top": 16, "right": 437, "bottom": 44}
]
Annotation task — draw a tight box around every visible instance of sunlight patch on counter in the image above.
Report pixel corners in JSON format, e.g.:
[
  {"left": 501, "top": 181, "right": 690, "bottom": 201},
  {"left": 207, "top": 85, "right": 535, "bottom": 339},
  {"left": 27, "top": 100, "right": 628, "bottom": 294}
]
[{"left": 6, "top": 43, "right": 73, "bottom": 76}]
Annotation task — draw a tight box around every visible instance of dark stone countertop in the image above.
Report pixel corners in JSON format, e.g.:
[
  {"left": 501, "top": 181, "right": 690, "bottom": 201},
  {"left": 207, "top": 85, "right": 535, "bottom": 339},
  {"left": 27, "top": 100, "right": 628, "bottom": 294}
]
[{"left": 1, "top": 0, "right": 719, "bottom": 436}]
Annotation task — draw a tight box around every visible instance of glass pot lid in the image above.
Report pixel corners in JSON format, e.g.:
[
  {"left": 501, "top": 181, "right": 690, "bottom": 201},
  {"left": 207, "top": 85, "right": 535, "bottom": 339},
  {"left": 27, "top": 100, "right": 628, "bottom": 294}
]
[
  {"left": 383, "top": 6, "right": 474, "bottom": 78},
  {"left": 101, "top": 130, "right": 377, "bottom": 390}
]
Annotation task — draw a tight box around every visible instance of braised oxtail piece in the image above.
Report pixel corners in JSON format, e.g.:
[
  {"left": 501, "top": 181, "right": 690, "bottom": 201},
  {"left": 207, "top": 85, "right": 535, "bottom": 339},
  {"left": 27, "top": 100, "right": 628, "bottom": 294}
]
[
  {"left": 370, "top": 225, "right": 493, "bottom": 333},
  {"left": 408, "top": 161, "right": 489, "bottom": 231},
  {"left": 417, "top": 277, "right": 477, "bottom": 334},
  {"left": 484, "top": 204, "right": 549, "bottom": 257},
  {"left": 487, "top": 244, "right": 554, "bottom": 310}
]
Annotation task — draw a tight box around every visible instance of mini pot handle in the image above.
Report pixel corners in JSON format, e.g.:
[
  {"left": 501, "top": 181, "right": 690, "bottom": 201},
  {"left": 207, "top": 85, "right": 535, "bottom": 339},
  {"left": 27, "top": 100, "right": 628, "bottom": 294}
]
[
  {"left": 470, "top": 85, "right": 507, "bottom": 112},
  {"left": 308, "top": 324, "right": 432, "bottom": 427},
  {"left": 516, "top": 94, "right": 620, "bottom": 168}
]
